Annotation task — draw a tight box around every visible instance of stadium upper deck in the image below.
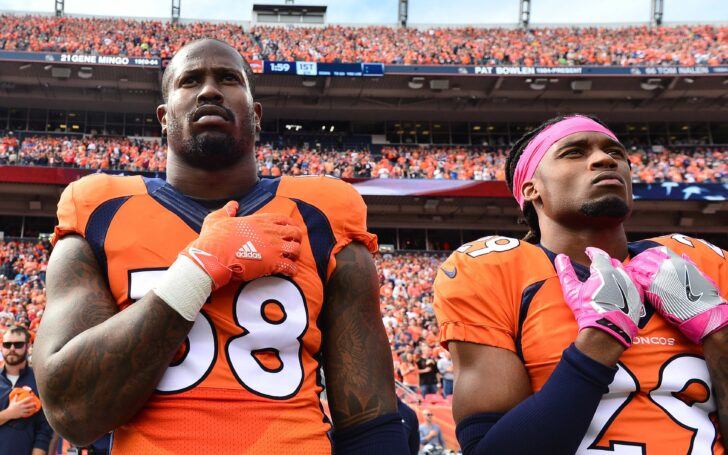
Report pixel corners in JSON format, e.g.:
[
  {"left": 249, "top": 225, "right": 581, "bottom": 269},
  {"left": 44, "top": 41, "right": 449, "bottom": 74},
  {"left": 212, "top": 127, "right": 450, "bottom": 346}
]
[
  {"left": 1, "top": 134, "right": 726, "bottom": 184},
  {"left": 0, "top": 11, "right": 726, "bottom": 242},
  {"left": 0, "top": 14, "right": 726, "bottom": 66}
]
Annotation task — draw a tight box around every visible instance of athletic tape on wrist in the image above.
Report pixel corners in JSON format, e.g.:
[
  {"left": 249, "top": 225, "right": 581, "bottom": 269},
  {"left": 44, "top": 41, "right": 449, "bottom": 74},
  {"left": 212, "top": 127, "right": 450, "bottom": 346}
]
[{"left": 153, "top": 255, "right": 213, "bottom": 321}]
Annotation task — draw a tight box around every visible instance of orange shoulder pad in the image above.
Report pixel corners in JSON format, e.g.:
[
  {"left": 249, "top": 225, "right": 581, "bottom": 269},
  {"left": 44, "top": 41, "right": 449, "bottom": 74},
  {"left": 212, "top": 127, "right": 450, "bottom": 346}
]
[
  {"left": 53, "top": 174, "right": 147, "bottom": 245},
  {"left": 277, "top": 176, "right": 377, "bottom": 273},
  {"left": 434, "top": 236, "right": 553, "bottom": 351}
]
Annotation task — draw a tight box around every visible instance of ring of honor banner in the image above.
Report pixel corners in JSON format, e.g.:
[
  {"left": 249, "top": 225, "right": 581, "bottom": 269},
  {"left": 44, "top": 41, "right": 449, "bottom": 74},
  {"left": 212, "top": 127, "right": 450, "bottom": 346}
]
[
  {"left": 1, "top": 166, "right": 726, "bottom": 201},
  {"left": 2, "top": 52, "right": 726, "bottom": 77}
]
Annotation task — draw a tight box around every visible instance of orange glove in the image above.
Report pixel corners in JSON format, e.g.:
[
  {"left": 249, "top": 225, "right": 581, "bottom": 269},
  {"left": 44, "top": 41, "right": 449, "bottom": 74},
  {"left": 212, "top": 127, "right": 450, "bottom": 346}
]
[
  {"left": 180, "top": 201, "right": 302, "bottom": 290},
  {"left": 9, "top": 386, "right": 42, "bottom": 414}
]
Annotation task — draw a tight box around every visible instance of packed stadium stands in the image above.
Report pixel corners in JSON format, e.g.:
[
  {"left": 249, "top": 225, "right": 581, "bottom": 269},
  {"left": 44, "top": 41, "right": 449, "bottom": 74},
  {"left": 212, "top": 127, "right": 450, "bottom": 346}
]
[
  {"left": 1, "top": 8, "right": 727, "bottom": 454},
  {"left": 0, "top": 240, "right": 48, "bottom": 340},
  {"left": 377, "top": 252, "right": 446, "bottom": 391},
  {"left": 0, "top": 135, "right": 167, "bottom": 171},
  {"left": 2, "top": 134, "right": 726, "bottom": 183},
  {"left": 0, "top": 14, "right": 726, "bottom": 66}
]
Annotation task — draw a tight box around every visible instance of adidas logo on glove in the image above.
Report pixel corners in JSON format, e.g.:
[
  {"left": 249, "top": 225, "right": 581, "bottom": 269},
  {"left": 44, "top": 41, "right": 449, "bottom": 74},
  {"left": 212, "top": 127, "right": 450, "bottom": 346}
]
[{"left": 236, "top": 241, "right": 262, "bottom": 260}]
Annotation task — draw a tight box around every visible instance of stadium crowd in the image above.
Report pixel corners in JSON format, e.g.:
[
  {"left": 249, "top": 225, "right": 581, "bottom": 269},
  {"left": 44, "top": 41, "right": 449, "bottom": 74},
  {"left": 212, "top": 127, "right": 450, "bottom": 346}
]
[
  {"left": 0, "top": 14, "right": 726, "bottom": 66},
  {"left": 0, "top": 135, "right": 167, "bottom": 172},
  {"left": 377, "top": 252, "right": 453, "bottom": 400},
  {"left": 2, "top": 134, "right": 727, "bottom": 183},
  {"left": 256, "top": 145, "right": 510, "bottom": 180},
  {"left": 0, "top": 240, "right": 48, "bottom": 346}
]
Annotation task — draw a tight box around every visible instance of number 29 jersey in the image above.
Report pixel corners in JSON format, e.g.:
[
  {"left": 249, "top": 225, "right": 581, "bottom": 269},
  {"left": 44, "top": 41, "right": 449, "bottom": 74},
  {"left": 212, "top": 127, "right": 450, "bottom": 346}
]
[
  {"left": 434, "top": 235, "right": 727, "bottom": 455},
  {"left": 53, "top": 174, "right": 378, "bottom": 454}
]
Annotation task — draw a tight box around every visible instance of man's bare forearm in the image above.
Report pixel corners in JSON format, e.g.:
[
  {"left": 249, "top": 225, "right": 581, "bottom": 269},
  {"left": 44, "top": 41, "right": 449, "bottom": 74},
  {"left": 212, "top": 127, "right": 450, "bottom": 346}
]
[
  {"left": 703, "top": 327, "right": 728, "bottom": 438},
  {"left": 42, "top": 295, "right": 191, "bottom": 442},
  {"left": 322, "top": 243, "right": 397, "bottom": 429},
  {"left": 34, "top": 236, "right": 193, "bottom": 445}
]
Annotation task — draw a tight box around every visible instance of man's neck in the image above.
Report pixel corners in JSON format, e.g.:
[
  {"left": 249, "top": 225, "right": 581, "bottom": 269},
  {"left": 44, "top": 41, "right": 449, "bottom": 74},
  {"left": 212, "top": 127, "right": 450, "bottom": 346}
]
[
  {"left": 4, "top": 361, "right": 25, "bottom": 377},
  {"left": 165, "top": 153, "right": 259, "bottom": 200},
  {"left": 539, "top": 219, "right": 629, "bottom": 267}
]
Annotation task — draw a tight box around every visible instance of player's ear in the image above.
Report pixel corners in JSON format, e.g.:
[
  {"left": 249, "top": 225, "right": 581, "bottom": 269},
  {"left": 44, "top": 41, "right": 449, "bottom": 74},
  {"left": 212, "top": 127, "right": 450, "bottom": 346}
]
[
  {"left": 254, "top": 102, "right": 262, "bottom": 133},
  {"left": 156, "top": 104, "right": 168, "bottom": 136},
  {"left": 522, "top": 180, "right": 540, "bottom": 206}
]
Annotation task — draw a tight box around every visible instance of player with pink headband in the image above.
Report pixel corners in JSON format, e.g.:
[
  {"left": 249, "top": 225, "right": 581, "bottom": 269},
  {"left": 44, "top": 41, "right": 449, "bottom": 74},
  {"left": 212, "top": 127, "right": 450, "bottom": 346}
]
[
  {"left": 510, "top": 115, "right": 619, "bottom": 210},
  {"left": 433, "top": 114, "right": 728, "bottom": 454}
]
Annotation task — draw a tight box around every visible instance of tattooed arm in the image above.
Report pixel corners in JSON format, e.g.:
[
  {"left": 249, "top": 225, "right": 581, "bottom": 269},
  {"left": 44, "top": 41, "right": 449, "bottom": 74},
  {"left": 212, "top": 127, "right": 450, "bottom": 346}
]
[
  {"left": 321, "top": 242, "right": 398, "bottom": 429},
  {"left": 33, "top": 235, "right": 193, "bottom": 446},
  {"left": 704, "top": 327, "right": 728, "bottom": 439}
]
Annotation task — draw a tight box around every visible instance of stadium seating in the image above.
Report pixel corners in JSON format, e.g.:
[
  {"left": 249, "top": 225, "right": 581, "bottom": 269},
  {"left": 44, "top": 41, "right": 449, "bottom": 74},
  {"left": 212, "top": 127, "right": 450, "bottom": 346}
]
[
  {"left": 0, "top": 240, "right": 49, "bottom": 341},
  {"left": 1, "top": 135, "right": 726, "bottom": 183},
  {"left": 0, "top": 15, "right": 725, "bottom": 66},
  {"left": 377, "top": 252, "right": 446, "bottom": 396},
  {"left": 0, "top": 135, "right": 166, "bottom": 171}
]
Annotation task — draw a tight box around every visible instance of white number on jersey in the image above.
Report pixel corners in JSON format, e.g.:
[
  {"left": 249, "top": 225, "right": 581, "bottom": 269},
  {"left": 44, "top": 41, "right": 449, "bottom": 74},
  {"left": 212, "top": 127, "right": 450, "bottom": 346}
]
[
  {"left": 577, "top": 356, "right": 716, "bottom": 454},
  {"left": 671, "top": 234, "right": 725, "bottom": 259},
  {"left": 129, "top": 271, "right": 307, "bottom": 397},
  {"left": 456, "top": 236, "right": 520, "bottom": 258},
  {"left": 649, "top": 355, "right": 717, "bottom": 455},
  {"left": 227, "top": 277, "right": 307, "bottom": 399}
]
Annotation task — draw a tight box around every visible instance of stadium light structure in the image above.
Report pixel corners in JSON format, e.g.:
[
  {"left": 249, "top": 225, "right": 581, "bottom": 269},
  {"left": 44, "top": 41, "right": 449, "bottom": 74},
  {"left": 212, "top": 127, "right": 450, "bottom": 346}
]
[
  {"left": 408, "top": 77, "right": 425, "bottom": 89},
  {"left": 55, "top": 0, "right": 64, "bottom": 17},
  {"left": 51, "top": 67, "right": 71, "bottom": 79},
  {"left": 172, "top": 0, "right": 181, "bottom": 25},
  {"left": 651, "top": 0, "right": 664, "bottom": 26},
  {"left": 570, "top": 80, "right": 592, "bottom": 93},
  {"left": 526, "top": 78, "right": 547, "bottom": 90},
  {"left": 78, "top": 67, "right": 94, "bottom": 79},
  {"left": 519, "top": 0, "right": 531, "bottom": 29},
  {"left": 640, "top": 78, "right": 663, "bottom": 91},
  {"left": 398, "top": 0, "right": 408, "bottom": 27}
]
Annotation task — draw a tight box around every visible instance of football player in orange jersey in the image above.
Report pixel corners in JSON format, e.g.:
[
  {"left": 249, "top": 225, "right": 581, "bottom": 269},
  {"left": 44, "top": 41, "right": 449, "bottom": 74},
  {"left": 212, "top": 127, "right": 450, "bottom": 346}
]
[
  {"left": 434, "top": 114, "right": 728, "bottom": 454},
  {"left": 34, "top": 39, "right": 407, "bottom": 454}
]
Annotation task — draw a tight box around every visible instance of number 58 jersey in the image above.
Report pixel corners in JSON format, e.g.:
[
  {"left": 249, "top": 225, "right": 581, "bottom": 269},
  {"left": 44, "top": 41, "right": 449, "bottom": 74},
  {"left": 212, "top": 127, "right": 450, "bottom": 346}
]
[
  {"left": 434, "top": 235, "right": 727, "bottom": 455},
  {"left": 53, "top": 174, "right": 378, "bottom": 455}
]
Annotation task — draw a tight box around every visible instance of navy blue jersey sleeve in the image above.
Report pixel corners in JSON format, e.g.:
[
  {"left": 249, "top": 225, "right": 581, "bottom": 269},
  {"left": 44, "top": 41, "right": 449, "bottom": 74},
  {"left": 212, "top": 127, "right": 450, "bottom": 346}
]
[{"left": 456, "top": 344, "right": 616, "bottom": 455}]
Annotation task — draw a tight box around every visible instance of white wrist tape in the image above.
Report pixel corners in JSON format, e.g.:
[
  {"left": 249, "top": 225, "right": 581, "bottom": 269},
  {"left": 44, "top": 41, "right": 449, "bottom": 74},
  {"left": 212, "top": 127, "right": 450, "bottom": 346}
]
[{"left": 153, "top": 255, "right": 213, "bottom": 321}]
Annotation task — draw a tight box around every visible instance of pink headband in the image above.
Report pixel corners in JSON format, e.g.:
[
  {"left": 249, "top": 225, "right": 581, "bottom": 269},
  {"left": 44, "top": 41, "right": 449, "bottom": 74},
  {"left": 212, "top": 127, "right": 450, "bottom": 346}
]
[{"left": 512, "top": 116, "right": 619, "bottom": 209}]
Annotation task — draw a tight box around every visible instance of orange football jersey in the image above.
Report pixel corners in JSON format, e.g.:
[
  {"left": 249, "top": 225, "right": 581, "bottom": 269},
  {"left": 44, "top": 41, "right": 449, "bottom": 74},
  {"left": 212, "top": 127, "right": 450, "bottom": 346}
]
[
  {"left": 53, "top": 174, "right": 378, "bottom": 454},
  {"left": 435, "top": 234, "right": 727, "bottom": 454}
]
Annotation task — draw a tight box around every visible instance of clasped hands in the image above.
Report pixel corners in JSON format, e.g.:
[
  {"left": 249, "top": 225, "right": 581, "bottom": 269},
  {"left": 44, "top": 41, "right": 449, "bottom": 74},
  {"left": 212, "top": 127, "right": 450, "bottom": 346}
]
[{"left": 555, "top": 246, "right": 728, "bottom": 347}]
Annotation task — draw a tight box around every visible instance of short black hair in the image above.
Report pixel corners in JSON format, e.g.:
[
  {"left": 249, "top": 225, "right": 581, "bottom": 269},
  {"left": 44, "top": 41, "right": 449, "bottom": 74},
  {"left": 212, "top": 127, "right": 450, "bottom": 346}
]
[
  {"left": 5, "top": 325, "right": 30, "bottom": 343},
  {"left": 504, "top": 114, "right": 609, "bottom": 244},
  {"left": 161, "top": 38, "right": 256, "bottom": 102}
]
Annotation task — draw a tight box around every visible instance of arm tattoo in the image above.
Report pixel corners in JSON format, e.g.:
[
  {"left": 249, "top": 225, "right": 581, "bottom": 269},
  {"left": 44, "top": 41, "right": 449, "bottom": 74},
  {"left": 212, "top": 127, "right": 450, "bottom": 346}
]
[
  {"left": 321, "top": 242, "right": 397, "bottom": 429},
  {"left": 703, "top": 328, "right": 728, "bottom": 439},
  {"left": 708, "top": 356, "right": 728, "bottom": 434},
  {"left": 34, "top": 235, "right": 193, "bottom": 445}
]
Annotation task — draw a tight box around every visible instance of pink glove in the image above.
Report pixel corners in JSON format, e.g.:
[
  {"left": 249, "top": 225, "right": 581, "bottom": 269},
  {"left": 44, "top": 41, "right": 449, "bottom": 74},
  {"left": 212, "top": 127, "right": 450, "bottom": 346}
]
[
  {"left": 625, "top": 246, "right": 728, "bottom": 344},
  {"left": 555, "top": 247, "right": 644, "bottom": 348}
]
